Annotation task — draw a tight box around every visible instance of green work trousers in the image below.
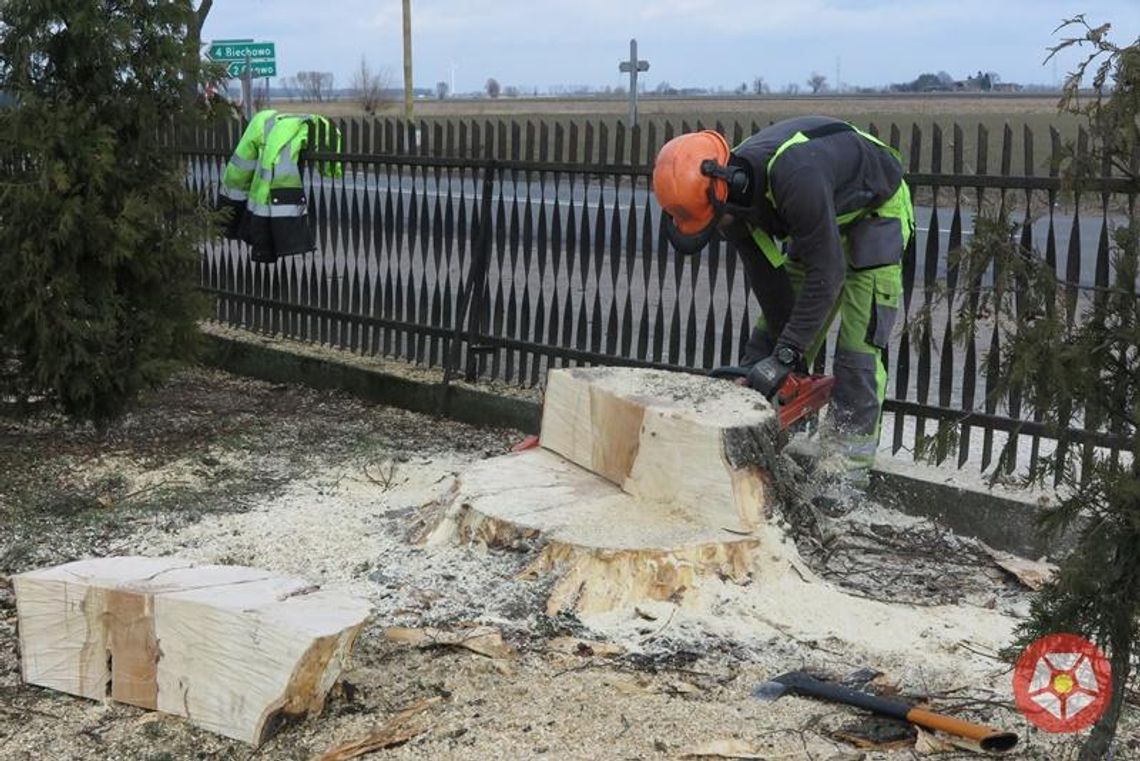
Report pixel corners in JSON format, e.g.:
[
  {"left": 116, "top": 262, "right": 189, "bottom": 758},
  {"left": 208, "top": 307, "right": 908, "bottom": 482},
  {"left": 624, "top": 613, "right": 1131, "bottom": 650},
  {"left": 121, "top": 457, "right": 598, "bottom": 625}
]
[{"left": 745, "top": 181, "right": 912, "bottom": 481}]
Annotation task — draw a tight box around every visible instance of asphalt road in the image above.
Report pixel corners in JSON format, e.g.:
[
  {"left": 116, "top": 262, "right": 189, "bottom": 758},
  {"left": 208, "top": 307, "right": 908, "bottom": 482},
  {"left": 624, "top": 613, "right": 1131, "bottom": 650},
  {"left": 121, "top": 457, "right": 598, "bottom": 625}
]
[
  {"left": 337, "top": 170, "right": 1122, "bottom": 284},
  {"left": 193, "top": 161, "right": 1122, "bottom": 287}
]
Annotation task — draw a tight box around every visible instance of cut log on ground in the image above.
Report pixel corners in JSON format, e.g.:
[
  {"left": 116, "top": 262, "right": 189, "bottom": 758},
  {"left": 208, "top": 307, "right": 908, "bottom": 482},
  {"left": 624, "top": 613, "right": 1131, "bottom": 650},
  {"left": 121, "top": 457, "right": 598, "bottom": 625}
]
[
  {"left": 13, "top": 556, "right": 371, "bottom": 745},
  {"left": 424, "top": 367, "right": 808, "bottom": 615}
]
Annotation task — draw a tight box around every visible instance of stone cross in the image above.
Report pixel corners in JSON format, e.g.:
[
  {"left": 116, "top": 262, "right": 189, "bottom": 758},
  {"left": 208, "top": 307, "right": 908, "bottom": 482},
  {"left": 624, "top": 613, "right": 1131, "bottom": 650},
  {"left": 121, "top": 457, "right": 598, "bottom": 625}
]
[{"left": 618, "top": 38, "right": 649, "bottom": 129}]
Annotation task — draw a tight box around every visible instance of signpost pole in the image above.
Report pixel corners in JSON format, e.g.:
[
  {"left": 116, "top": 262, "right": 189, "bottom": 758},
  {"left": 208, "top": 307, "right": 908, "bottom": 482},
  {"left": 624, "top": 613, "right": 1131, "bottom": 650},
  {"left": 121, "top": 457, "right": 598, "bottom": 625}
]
[{"left": 241, "top": 54, "right": 253, "bottom": 121}]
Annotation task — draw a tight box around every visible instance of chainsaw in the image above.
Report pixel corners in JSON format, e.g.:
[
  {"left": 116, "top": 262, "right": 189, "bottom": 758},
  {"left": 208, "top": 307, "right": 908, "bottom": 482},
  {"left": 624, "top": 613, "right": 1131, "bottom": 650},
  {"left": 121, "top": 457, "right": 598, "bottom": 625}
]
[{"left": 708, "top": 365, "right": 835, "bottom": 431}]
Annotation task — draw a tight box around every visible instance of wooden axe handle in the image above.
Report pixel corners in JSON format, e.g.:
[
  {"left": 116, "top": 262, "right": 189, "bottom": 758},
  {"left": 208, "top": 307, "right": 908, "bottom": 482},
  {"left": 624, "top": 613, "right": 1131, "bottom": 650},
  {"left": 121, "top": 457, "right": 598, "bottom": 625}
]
[{"left": 906, "top": 708, "right": 1019, "bottom": 752}]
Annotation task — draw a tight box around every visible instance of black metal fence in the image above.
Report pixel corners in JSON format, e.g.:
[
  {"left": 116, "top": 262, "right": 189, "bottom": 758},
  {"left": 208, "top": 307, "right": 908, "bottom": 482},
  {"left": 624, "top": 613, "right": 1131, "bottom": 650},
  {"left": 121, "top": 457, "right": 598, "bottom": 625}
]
[{"left": 184, "top": 116, "right": 1137, "bottom": 480}]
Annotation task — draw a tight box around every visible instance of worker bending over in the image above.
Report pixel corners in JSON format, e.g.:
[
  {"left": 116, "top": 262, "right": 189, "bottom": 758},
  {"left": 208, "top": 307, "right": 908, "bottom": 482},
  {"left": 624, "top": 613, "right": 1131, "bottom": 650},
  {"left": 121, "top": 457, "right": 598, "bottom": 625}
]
[{"left": 652, "top": 116, "right": 914, "bottom": 486}]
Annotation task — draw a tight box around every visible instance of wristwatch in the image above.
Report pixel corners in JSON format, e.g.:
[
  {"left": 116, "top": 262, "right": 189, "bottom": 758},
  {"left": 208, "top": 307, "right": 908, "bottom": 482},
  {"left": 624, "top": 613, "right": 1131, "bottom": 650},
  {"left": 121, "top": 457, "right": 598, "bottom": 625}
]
[{"left": 773, "top": 344, "right": 800, "bottom": 367}]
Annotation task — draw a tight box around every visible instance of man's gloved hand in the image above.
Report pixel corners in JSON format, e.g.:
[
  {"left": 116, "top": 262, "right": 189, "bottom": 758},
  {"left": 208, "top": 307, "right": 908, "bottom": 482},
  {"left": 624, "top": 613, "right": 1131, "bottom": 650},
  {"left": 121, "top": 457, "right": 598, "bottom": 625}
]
[
  {"left": 708, "top": 365, "right": 752, "bottom": 381},
  {"left": 745, "top": 344, "right": 802, "bottom": 399}
]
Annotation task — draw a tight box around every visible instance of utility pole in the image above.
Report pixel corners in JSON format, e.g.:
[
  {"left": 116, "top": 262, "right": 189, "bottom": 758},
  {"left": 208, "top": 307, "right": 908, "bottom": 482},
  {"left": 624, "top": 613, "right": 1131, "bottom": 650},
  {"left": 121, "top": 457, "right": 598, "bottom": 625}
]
[
  {"left": 618, "top": 39, "right": 649, "bottom": 129},
  {"left": 402, "top": 0, "right": 413, "bottom": 123}
]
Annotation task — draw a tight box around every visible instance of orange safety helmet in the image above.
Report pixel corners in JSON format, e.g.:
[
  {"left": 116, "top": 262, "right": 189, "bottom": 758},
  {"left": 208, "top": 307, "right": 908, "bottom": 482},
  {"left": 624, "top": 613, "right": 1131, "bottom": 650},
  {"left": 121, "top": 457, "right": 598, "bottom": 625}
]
[{"left": 652, "top": 130, "right": 731, "bottom": 236}]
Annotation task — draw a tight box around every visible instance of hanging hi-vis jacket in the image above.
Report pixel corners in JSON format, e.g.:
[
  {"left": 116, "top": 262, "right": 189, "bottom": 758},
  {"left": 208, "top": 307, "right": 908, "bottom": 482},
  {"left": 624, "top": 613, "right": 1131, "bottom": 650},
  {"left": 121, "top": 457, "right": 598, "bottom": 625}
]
[{"left": 217, "top": 109, "right": 342, "bottom": 262}]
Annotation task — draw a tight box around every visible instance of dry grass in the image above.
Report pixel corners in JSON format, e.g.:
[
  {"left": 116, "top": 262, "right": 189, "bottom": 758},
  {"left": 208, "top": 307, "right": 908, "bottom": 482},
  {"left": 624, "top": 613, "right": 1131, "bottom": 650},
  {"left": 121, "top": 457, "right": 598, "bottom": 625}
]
[{"left": 290, "top": 94, "right": 1064, "bottom": 119}]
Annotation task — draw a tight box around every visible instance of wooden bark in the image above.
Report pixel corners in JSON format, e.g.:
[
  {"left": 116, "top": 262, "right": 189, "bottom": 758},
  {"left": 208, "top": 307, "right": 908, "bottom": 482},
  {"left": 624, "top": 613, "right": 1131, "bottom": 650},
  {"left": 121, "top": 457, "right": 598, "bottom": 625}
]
[
  {"left": 425, "top": 369, "right": 798, "bottom": 615},
  {"left": 13, "top": 557, "right": 370, "bottom": 745}
]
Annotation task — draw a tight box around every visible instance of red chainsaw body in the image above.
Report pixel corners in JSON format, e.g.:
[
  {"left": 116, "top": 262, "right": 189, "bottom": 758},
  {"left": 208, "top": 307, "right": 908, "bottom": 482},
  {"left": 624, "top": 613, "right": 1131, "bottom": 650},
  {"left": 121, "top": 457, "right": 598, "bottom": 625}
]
[{"left": 775, "top": 373, "right": 836, "bottom": 430}]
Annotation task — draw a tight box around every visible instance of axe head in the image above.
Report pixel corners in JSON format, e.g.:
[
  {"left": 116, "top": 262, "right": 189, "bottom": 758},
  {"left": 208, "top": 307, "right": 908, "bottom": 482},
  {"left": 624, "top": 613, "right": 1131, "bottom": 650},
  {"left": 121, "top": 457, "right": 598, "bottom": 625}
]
[{"left": 750, "top": 671, "right": 819, "bottom": 701}]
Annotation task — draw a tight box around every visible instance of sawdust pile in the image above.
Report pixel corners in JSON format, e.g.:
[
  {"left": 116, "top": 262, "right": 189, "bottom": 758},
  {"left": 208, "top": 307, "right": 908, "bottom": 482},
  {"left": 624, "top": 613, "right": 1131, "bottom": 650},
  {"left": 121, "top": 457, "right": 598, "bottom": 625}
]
[{"left": 1, "top": 367, "right": 1091, "bottom": 760}]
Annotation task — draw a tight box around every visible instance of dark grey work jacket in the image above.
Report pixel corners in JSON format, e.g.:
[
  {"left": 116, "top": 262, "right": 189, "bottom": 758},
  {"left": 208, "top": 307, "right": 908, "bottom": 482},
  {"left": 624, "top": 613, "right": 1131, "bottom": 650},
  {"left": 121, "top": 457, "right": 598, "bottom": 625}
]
[{"left": 719, "top": 116, "right": 905, "bottom": 351}]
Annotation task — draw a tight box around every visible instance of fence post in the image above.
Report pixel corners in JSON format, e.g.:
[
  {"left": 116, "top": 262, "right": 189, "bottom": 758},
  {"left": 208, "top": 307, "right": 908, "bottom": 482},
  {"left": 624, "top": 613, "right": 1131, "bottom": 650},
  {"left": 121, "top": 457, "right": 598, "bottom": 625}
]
[{"left": 442, "top": 160, "right": 497, "bottom": 386}]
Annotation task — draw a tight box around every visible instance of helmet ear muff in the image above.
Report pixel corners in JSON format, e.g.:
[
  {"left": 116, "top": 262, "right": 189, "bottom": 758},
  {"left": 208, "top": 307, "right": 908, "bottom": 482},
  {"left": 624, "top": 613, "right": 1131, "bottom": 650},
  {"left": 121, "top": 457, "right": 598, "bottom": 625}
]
[{"left": 700, "top": 159, "right": 749, "bottom": 198}]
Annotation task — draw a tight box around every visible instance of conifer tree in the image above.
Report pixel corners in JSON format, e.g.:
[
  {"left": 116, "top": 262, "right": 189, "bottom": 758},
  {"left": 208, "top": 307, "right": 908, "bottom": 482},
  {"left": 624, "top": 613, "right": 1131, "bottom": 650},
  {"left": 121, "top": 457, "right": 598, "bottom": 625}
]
[
  {"left": 0, "top": 0, "right": 211, "bottom": 423},
  {"left": 937, "top": 17, "right": 1137, "bottom": 758}
]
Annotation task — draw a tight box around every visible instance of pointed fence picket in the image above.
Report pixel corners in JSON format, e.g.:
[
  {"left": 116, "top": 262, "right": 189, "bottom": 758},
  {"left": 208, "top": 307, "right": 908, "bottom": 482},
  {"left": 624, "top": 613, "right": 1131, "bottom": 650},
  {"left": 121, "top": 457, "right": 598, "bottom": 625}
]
[{"left": 187, "top": 116, "right": 1136, "bottom": 480}]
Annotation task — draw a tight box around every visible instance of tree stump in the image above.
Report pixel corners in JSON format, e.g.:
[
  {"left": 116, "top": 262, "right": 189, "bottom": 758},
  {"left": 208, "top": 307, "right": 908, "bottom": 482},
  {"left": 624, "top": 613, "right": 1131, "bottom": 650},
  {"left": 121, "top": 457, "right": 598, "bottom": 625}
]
[
  {"left": 13, "top": 556, "right": 371, "bottom": 745},
  {"left": 425, "top": 367, "right": 807, "bottom": 615}
]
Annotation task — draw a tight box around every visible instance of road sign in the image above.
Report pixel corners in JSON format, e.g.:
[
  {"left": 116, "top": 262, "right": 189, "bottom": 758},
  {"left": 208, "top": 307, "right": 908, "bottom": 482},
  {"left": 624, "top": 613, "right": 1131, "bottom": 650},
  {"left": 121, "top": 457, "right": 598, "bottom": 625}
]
[
  {"left": 208, "top": 41, "right": 275, "bottom": 62},
  {"left": 226, "top": 60, "right": 277, "bottom": 78}
]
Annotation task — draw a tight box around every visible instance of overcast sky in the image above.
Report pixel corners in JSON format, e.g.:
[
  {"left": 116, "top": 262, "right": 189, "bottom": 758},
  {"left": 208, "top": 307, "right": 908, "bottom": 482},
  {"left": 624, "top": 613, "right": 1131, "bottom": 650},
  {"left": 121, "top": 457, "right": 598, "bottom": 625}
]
[{"left": 202, "top": 1, "right": 1140, "bottom": 93}]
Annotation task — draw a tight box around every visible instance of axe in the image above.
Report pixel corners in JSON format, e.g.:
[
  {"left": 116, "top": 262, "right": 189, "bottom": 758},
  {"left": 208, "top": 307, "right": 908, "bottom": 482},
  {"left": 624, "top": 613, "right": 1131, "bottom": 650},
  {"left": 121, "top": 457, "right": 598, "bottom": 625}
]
[{"left": 753, "top": 671, "right": 1018, "bottom": 753}]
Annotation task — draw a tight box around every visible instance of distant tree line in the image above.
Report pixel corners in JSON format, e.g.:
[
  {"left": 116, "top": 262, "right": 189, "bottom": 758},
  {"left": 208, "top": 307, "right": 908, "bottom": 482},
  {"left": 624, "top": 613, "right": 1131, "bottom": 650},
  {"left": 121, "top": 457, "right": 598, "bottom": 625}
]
[
  {"left": 268, "top": 66, "right": 1034, "bottom": 103},
  {"left": 891, "top": 69, "right": 1005, "bottom": 92},
  {"left": 457, "top": 69, "right": 1023, "bottom": 99}
]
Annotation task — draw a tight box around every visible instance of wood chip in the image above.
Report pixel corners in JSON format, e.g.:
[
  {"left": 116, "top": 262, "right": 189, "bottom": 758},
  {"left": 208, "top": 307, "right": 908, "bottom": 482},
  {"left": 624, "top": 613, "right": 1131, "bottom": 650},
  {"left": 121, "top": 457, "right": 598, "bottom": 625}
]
[
  {"left": 547, "top": 636, "right": 625, "bottom": 658},
  {"left": 613, "top": 676, "right": 652, "bottom": 695},
  {"left": 317, "top": 697, "right": 441, "bottom": 761},
  {"left": 979, "top": 544, "right": 1057, "bottom": 591},
  {"left": 660, "top": 680, "right": 702, "bottom": 696},
  {"left": 869, "top": 673, "right": 901, "bottom": 697},
  {"left": 384, "top": 625, "right": 517, "bottom": 659},
  {"left": 680, "top": 739, "right": 765, "bottom": 758},
  {"left": 832, "top": 731, "right": 913, "bottom": 751},
  {"left": 914, "top": 728, "right": 956, "bottom": 755}
]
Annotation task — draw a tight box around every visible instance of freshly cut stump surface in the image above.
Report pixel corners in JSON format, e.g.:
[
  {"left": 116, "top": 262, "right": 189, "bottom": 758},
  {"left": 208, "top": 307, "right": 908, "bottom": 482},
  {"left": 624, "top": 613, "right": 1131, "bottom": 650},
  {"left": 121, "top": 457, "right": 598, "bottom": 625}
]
[
  {"left": 425, "top": 367, "right": 804, "bottom": 615},
  {"left": 13, "top": 556, "right": 371, "bottom": 745},
  {"left": 540, "top": 366, "right": 779, "bottom": 530}
]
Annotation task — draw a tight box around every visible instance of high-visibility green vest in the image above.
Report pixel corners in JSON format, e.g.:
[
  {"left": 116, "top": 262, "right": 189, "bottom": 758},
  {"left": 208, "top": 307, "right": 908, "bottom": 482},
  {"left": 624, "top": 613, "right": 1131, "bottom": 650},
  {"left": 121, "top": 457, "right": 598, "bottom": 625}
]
[
  {"left": 219, "top": 109, "right": 342, "bottom": 262},
  {"left": 747, "top": 123, "right": 911, "bottom": 270}
]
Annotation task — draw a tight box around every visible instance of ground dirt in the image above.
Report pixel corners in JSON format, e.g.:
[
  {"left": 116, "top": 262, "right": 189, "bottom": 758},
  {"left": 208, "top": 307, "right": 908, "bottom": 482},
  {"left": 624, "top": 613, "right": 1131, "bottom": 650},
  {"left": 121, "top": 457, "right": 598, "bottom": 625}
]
[{"left": 1, "top": 368, "right": 1135, "bottom": 760}]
